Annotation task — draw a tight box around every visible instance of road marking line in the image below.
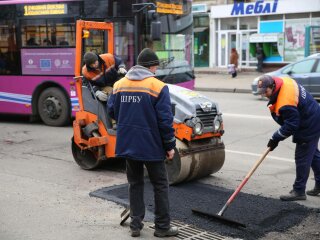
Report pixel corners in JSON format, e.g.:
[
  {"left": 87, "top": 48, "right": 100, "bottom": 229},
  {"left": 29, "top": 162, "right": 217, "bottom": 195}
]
[
  {"left": 226, "top": 149, "right": 294, "bottom": 163},
  {"left": 223, "top": 113, "right": 270, "bottom": 120}
]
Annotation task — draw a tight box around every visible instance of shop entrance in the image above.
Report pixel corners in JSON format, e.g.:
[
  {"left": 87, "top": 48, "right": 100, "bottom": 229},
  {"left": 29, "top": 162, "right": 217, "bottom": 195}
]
[
  {"left": 218, "top": 31, "right": 238, "bottom": 67},
  {"left": 239, "top": 31, "right": 257, "bottom": 67},
  {"left": 218, "top": 31, "right": 257, "bottom": 68}
]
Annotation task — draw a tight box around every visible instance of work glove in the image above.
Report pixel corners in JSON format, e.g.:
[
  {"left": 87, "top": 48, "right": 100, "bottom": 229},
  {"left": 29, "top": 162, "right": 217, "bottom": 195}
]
[
  {"left": 267, "top": 138, "right": 278, "bottom": 151},
  {"left": 95, "top": 90, "right": 108, "bottom": 102},
  {"left": 118, "top": 67, "right": 127, "bottom": 75}
]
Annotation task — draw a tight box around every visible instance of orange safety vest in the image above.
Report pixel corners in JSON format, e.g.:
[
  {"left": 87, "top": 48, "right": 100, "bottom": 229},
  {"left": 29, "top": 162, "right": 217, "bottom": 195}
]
[
  {"left": 113, "top": 76, "right": 165, "bottom": 98},
  {"left": 82, "top": 53, "right": 115, "bottom": 81},
  {"left": 268, "top": 77, "right": 299, "bottom": 116}
]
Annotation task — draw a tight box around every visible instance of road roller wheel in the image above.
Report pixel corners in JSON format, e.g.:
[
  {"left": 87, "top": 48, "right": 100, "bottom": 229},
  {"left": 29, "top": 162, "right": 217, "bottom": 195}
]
[
  {"left": 165, "top": 139, "right": 225, "bottom": 185},
  {"left": 71, "top": 137, "right": 102, "bottom": 170}
]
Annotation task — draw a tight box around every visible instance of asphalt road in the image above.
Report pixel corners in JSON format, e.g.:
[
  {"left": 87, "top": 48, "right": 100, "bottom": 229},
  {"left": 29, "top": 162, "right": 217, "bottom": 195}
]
[{"left": 0, "top": 91, "right": 319, "bottom": 240}]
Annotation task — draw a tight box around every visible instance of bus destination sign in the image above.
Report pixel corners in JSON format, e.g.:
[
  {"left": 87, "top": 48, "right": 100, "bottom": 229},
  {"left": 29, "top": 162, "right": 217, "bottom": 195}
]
[
  {"left": 156, "top": 2, "right": 183, "bottom": 15},
  {"left": 24, "top": 4, "right": 67, "bottom": 16}
]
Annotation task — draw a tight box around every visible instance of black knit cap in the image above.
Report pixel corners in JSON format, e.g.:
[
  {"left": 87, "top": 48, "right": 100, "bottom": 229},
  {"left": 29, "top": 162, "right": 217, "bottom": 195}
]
[
  {"left": 83, "top": 52, "right": 98, "bottom": 66},
  {"left": 137, "top": 48, "right": 159, "bottom": 67}
]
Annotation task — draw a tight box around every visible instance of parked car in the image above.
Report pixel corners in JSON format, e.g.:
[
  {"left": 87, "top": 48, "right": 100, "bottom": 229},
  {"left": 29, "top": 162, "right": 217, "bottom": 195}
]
[{"left": 251, "top": 55, "right": 320, "bottom": 100}]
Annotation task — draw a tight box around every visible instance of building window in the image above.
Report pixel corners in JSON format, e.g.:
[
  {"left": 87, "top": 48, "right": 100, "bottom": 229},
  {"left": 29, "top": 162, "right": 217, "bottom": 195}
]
[
  {"left": 284, "top": 18, "right": 309, "bottom": 62},
  {"left": 194, "top": 16, "right": 209, "bottom": 28},
  {"left": 260, "top": 14, "right": 283, "bottom": 21},
  {"left": 285, "top": 13, "right": 310, "bottom": 19},
  {"left": 239, "top": 17, "right": 257, "bottom": 30},
  {"left": 220, "top": 17, "right": 237, "bottom": 30},
  {"left": 312, "top": 12, "right": 320, "bottom": 18}
]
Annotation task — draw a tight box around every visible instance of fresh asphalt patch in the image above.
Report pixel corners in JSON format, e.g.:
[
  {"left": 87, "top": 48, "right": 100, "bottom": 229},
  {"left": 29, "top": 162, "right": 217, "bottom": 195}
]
[{"left": 90, "top": 181, "right": 317, "bottom": 240}]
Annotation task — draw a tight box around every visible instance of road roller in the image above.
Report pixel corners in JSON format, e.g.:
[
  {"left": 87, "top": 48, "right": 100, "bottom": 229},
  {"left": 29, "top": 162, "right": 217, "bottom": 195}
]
[{"left": 71, "top": 20, "right": 225, "bottom": 184}]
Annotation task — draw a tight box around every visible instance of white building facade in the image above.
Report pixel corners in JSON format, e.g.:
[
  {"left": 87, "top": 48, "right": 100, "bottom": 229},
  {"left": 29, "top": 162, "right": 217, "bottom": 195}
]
[{"left": 209, "top": 0, "right": 320, "bottom": 68}]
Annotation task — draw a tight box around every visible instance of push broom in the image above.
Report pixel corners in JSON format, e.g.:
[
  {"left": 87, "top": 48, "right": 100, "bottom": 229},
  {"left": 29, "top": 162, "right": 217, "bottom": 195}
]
[{"left": 192, "top": 148, "right": 271, "bottom": 228}]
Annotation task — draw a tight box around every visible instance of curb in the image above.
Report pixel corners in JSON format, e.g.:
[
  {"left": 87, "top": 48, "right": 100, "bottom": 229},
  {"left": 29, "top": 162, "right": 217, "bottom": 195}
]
[
  {"left": 195, "top": 87, "right": 251, "bottom": 94},
  {"left": 194, "top": 70, "right": 260, "bottom": 75}
]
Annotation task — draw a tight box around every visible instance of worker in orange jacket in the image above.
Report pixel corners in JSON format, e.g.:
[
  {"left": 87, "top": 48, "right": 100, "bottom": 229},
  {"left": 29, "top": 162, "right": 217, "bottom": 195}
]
[
  {"left": 82, "top": 52, "right": 127, "bottom": 101},
  {"left": 258, "top": 75, "right": 320, "bottom": 201}
]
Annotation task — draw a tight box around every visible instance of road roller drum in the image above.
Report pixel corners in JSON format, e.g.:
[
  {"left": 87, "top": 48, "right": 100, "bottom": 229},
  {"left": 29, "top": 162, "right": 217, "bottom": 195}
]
[{"left": 166, "top": 139, "right": 225, "bottom": 185}]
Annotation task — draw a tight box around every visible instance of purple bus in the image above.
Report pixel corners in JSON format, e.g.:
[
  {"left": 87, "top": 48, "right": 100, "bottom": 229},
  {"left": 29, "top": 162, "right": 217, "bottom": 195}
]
[{"left": 0, "top": 0, "right": 195, "bottom": 126}]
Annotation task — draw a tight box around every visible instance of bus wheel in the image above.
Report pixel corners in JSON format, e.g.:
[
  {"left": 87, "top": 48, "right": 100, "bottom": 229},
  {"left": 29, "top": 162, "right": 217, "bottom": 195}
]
[{"left": 38, "top": 87, "right": 70, "bottom": 126}]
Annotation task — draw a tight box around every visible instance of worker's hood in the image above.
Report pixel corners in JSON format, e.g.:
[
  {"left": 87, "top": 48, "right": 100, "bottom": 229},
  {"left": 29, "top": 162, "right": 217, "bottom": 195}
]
[{"left": 125, "top": 65, "right": 155, "bottom": 81}]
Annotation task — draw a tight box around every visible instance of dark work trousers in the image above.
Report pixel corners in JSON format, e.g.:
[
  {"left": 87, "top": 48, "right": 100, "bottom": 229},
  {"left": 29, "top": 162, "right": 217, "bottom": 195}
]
[
  {"left": 257, "top": 59, "right": 263, "bottom": 72},
  {"left": 126, "top": 159, "right": 170, "bottom": 231},
  {"left": 232, "top": 71, "right": 237, "bottom": 78},
  {"left": 293, "top": 137, "right": 320, "bottom": 193}
]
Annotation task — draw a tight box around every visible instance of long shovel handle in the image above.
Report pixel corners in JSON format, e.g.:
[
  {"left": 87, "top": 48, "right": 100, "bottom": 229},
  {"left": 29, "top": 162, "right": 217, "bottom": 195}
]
[{"left": 218, "top": 148, "right": 271, "bottom": 216}]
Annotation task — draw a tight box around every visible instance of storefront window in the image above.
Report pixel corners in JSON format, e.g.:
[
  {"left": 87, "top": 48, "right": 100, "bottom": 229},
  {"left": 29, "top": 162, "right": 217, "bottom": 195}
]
[
  {"left": 194, "top": 16, "right": 209, "bottom": 28},
  {"left": 312, "top": 12, "right": 320, "bottom": 18},
  {"left": 311, "top": 17, "right": 320, "bottom": 26},
  {"left": 239, "top": 17, "right": 257, "bottom": 30},
  {"left": 285, "top": 13, "right": 310, "bottom": 19},
  {"left": 284, "top": 18, "right": 309, "bottom": 62},
  {"left": 220, "top": 17, "right": 237, "bottom": 30},
  {"left": 260, "top": 14, "right": 283, "bottom": 21}
]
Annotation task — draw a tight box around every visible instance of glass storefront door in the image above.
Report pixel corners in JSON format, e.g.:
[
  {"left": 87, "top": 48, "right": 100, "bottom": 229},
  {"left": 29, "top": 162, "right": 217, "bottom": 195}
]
[
  {"left": 218, "top": 33, "right": 227, "bottom": 66},
  {"left": 218, "top": 31, "right": 238, "bottom": 67},
  {"left": 239, "top": 31, "right": 257, "bottom": 67}
]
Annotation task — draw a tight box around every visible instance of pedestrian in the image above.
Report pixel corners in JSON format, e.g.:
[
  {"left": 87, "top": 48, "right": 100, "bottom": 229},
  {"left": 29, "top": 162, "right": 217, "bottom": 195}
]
[
  {"left": 256, "top": 45, "right": 264, "bottom": 72},
  {"left": 82, "top": 51, "right": 127, "bottom": 101},
  {"left": 107, "top": 48, "right": 179, "bottom": 238},
  {"left": 257, "top": 75, "right": 320, "bottom": 201},
  {"left": 229, "top": 48, "right": 239, "bottom": 78}
]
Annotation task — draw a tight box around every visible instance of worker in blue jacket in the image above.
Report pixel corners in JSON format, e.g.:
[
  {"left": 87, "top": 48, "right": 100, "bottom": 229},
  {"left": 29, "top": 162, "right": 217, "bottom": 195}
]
[
  {"left": 107, "top": 48, "right": 178, "bottom": 238},
  {"left": 258, "top": 75, "right": 320, "bottom": 201}
]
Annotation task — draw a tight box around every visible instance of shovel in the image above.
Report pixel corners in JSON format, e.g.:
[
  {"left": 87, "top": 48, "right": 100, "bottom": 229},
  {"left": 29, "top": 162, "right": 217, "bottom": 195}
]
[
  {"left": 120, "top": 207, "right": 130, "bottom": 226},
  {"left": 192, "top": 148, "right": 271, "bottom": 228}
]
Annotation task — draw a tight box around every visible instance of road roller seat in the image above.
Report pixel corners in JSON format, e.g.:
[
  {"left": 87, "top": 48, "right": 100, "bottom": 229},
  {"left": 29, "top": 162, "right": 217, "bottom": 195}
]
[{"left": 81, "top": 78, "right": 116, "bottom": 135}]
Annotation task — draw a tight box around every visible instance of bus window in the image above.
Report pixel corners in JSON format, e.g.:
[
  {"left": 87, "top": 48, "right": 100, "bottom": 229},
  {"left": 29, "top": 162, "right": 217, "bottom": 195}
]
[
  {"left": 0, "top": 20, "right": 19, "bottom": 75},
  {"left": 21, "top": 19, "right": 75, "bottom": 47},
  {"left": 114, "top": 20, "right": 134, "bottom": 68},
  {"left": 83, "top": 30, "right": 105, "bottom": 55}
]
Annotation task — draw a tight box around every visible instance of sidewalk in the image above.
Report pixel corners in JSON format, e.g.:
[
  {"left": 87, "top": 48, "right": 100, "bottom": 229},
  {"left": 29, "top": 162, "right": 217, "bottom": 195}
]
[{"left": 194, "top": 67, "right": 262, "bottom": 93}]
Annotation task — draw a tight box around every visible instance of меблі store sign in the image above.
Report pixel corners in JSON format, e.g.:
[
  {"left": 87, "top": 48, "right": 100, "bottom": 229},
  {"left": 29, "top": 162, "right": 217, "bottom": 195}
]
[
  {"left": 231, "top": 0, "right": 278, "bottom": 16},
  {"left": 211, "top": 0, "right": 320, "bottom": 18}
]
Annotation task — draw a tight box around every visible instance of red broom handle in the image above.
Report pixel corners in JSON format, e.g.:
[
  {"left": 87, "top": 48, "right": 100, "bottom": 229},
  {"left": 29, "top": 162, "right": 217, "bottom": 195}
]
[{"left": 218, "top": 148, "right": 271, "bottom": 216}]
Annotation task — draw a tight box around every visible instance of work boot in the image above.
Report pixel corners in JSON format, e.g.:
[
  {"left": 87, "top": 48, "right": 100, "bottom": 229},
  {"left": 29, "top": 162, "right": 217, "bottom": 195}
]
[
  {"left": 130, "top": 229, "right": 140, "bottom": 237},
  {"left": 306, "top": 184, "right": 320, "bottom": 196},
  {"left": 280, "top": 190, "right": 306, "bottom": 201},
  {"left": 154, "top": 226, "right": 179, "bottom": 238},
  {"left": 130, "top": 222, "right": 144, "bottom": 237}
]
